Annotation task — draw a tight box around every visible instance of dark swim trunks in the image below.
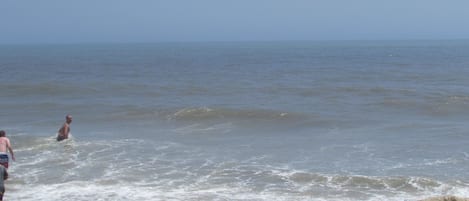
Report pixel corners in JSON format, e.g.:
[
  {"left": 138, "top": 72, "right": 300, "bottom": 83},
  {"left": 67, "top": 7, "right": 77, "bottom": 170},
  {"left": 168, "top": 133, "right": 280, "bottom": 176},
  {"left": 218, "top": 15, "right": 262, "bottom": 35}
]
[
  {"left": 57, "top": 135, "right": 66, "bottom": 141},
  {"left": 0, "top": 154, "right": 8, "bottom": 169}
]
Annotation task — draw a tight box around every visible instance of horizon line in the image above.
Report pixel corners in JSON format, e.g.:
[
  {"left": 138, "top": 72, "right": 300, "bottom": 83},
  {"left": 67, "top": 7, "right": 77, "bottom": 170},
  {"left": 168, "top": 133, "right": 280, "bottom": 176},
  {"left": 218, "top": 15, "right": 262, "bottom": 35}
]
[{"left": 1, "top": 38, "right": 469, "bottom": 46}]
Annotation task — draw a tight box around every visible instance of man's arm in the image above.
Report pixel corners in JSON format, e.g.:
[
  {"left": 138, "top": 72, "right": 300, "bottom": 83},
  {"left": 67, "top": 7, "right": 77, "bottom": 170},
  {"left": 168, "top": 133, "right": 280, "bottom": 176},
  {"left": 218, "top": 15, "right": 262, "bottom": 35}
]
[
  {"left": 6, "top": 140, "right": 14, "bottom": 161},
  {"left": 8, "top": 147, "right": 14, "bottom": 161}
]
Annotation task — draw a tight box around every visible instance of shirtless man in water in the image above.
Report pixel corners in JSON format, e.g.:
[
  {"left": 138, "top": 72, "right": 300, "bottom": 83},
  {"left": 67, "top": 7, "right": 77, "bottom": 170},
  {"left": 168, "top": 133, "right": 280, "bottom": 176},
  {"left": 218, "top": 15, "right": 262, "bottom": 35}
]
[
  {"left": 0, "top": 130, "right": 15, "bottom": 168},
  {"left": 57, "top": 115, "right": 72, "bottom": 141}
]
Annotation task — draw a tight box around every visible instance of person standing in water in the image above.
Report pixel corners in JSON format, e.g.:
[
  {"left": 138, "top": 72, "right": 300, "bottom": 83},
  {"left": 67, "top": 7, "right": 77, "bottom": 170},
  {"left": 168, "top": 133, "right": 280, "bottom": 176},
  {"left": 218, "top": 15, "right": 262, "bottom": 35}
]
[
  {"left": 57, "top": 114, "right": 72, "bottom": 141},
  {"left": 0, "top": 130, "right": 15, "bottom": 169}
]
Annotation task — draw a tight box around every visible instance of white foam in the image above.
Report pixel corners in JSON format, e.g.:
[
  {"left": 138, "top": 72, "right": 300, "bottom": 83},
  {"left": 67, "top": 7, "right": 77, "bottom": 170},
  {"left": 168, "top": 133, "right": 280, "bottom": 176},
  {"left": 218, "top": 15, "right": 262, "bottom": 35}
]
[
  {"left": 172, "top": 123, "right": 233, "bottom": 135},
  {"left": 9, "top": 133, "right": 469, "bottom": 201}
]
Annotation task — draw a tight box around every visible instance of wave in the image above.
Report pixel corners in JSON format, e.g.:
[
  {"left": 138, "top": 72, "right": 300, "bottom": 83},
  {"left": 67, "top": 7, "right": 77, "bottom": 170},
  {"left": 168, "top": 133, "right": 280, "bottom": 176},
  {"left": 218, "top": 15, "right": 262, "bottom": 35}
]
[
  {"left": 0, "top": 82, "right": 156, "bottom": 98},
  {"left": 287, "top": 172, "right": 442, "bottom": 192},
  {"left": 172, "top": 123, "right": 234, "bottom": 135},
  {"left": 0, "top": 82, "right": 99, "bottom": 96},
  {"left": 10, "top": 159, "right": 469, "bottom": 201},
  {"left": 365, "top": 93, "right": 469, "bottom": 118},
  {"left": 90, "top": 106, "right": 306, "bottom": 122},
  {"left": 283, "top": 172, "right": 469, "bottom": 201},
  {"left": 258, "top": 85, "right": 421, "bottom": 98},
  {"left": 167, "top": 107, "right": 303, "bottom": 122},
  {"left": 9, "top": 133, "right": 469, "bottom": 201}
]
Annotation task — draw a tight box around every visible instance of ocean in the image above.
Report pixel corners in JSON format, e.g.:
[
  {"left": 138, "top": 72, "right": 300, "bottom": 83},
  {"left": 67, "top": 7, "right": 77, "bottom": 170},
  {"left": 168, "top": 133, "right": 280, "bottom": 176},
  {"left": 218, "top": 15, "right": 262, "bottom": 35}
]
[{"left": 1, "top": 40, "right": 469, "bottom": 200}]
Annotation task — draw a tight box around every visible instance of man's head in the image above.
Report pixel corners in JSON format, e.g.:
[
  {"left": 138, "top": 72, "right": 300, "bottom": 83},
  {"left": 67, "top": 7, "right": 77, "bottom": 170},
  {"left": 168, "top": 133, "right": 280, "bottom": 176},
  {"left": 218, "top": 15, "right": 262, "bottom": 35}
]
[
  {"left": 66, "top": 115, "right": 72, "bottom": 124},
  {"left": 0, "top": 130, "right": 5, "bottom": 137}
]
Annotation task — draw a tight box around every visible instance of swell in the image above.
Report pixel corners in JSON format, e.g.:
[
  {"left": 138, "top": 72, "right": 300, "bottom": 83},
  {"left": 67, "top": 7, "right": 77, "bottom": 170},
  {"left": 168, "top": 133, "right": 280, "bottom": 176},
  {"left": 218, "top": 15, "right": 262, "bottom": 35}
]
[
  {"left": 167, "top": 107, "right": 294, "bottom": 121},
  {"left": 0, "top": 82, "right": 99, "bottom": 96},
  {"left": 96, "top": 105, "right": 309, "bottom": 123}
]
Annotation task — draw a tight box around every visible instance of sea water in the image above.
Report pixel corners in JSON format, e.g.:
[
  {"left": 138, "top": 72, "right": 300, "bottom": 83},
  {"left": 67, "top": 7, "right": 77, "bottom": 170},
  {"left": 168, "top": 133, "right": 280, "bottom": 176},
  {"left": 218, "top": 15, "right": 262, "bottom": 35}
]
[{"left": 1, "top": 40, "right": 469, "bottom": 200}]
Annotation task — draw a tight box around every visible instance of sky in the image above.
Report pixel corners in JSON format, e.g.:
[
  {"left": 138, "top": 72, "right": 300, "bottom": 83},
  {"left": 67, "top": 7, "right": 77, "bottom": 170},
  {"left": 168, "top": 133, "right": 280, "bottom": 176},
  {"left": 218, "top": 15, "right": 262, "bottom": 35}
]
[{"left": 1, "top": 0, "right": 469, "bottom": 44}]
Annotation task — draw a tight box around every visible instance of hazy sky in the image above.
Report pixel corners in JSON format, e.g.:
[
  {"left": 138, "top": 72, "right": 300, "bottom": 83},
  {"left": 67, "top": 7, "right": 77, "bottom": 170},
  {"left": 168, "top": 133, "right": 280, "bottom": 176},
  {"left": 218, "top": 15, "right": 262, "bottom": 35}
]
[{"left": 2, "top": 0, "right": 469, "bottom": 44}]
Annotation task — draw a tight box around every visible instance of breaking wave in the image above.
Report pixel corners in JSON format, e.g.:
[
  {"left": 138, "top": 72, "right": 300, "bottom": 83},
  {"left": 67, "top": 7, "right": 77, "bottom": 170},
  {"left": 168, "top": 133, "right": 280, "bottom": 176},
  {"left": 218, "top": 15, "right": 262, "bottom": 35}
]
[{"left": 167, "top": 107, "right": 296, "bottom": 121}]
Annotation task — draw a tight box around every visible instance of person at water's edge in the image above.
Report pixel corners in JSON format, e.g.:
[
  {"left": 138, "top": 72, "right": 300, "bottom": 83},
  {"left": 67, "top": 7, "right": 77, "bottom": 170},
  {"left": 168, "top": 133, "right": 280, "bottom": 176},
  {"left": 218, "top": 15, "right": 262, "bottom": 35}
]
[
  {"left": 57, "top": 114, "right": 72, "bottom": 141},
  {"left": 0, "top": 131, "right": 14, "bottom": 168}
]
